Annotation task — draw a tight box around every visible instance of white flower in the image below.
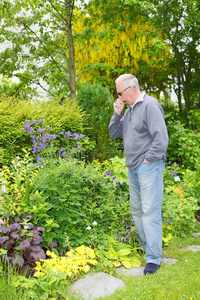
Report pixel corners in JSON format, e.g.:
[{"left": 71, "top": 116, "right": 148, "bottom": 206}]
[
  {"left": 86, "top": 226, "right": 92, "bottom": 230},
  {"left": 1, "top": 186, "right": 7, "bottom": 193},
  {"left": 92, "top": 221, "right": 97, "bottom": 226},
  {"left": 174, "top": 176, "right": 180, "bottom": 182}
]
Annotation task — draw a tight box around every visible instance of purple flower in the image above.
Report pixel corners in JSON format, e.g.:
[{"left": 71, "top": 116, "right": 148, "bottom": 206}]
[
  {"left": 71, "top": 148, "right": 75, "bottom": 152},
  {"left": 73, "top": 133, "right": 79, "bottom": 140},
  {"left": 71, "top": 168, "right": 75, "bottom": 171},
  {"left": 37, "top": 128, "right": 44, "bottom": 133},
  {"left": 60, "top": 148, "right": 64, "bottom": 152},
  {"left": 116, "top": 182, "right": 120, "bottom": 187},
  {"left": 44, "top": 133, "right": 50, "bottom": 140},
  {"left": 105, "top": 182, "right": 108, "bottom": 184},
  {"left": 60, "top": 131, "right": 64, "bottom": 135},
  {"left": 169, "top": 173, "right": 172, "bottom": 177},
  {"left": 79, "top": 134, "right": 85, "bottom": 138},
  {"left": 107, "top": 170, "right": 111, "bottom": 175},
  {"left": 76, "top": 145, "right": 83, "bottom": 150},
  {"left": 50, "top": 134, "right": 57, "bottom": 140},
  {"left": 61, "top": 151, "right": 67, "bottom": 156},
  {"left": 174, "top": 171, "right": 177, "bottom": 176},
  {"left": 37, "top": 119, "right": 44, "bottom": 123},
  {"left": 28, "top": 128, "right": 34, "bottom": 134},
  {"left": 167, "top": 219, "right": 172, "bottom": 225},
  {"left": 36, "top": 155, "right": 41, "bottom": 160},
  {"left": 112, "top": 176, "right": 116, "bottom": 180},
  {"left": 65, "top": 131, "right": 73, "bottom": 137},
  {"left": 176, "top": 164, "right": 179, "bottom": 167},
  {"left": 168, "top": 161, "right": 171, "bottom": 165},
  {"left": 123, "top": 182, "right": 127, "bottom": 185}
]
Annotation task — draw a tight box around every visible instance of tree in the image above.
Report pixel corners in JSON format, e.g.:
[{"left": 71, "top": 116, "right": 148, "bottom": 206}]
[
  {"left": 0, "top": 0, "right": 85, "bottom": 98},
  {"left": 0, "top": 0, "right": 175, "bottom": 100},
  {"left": 145, "top": 0, "right": 200, "bottom": 122},
  {"left": 78, "top": 0, "right": 174, "bottom": 97}
]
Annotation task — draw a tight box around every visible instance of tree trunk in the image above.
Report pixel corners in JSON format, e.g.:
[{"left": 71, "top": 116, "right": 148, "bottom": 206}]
[
  {"left": 176, "top": 72, "right": 182, "bottom": 117},
  {"left": 65, "top": 0, "right": 76, "bottom": 99},
  {"left": 181, "top": 74, "right": 191, "bottom": 128}
]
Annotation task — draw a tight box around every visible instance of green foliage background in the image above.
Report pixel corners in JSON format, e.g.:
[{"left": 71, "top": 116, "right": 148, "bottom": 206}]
[{"left": 0, "top": 95, "right": 86, "bottom": 166}]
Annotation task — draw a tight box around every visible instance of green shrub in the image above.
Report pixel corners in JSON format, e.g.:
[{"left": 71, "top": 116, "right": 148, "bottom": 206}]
[
  {"left": 77, "top": 83, "right": 122, "bottom": 161},
  {"left": 163, "top": 162, "right": 199, "bottom": 237},
  {"left": 33, "top": 158, "right": 130, "bottom": 250}
]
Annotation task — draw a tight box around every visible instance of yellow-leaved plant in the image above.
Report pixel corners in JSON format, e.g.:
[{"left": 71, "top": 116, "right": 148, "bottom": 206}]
[
  {"left": 73, "top": 10, "right": 172, "bottom": 89},
  {"left": 34, "top": 245, "right": 98, "bottom": 279}
]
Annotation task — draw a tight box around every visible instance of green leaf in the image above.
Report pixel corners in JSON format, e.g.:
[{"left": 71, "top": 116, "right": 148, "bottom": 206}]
[
  {"left": 39, "top": 292, "right": 49, "bottom": 300},
  {"left": 107, "top": 247, "right": 118, "bottom": 259},
  {"left": 113, "top": 261, "right": 121, "bottom": 267},
  {"left": 130, "top": 257, "right": 141, "bottom": 267},
  {"left": 39, "top": 282, "right": 51, "bottom": 292},
  {"left": 129, "top": 238, "right": 134, "bottom": 247},
  {"left": 118, "top": 248, "right": 131, "bottom": 256},
  {"left": 121, "top": 260, "right": 132, "bottom": 268}
]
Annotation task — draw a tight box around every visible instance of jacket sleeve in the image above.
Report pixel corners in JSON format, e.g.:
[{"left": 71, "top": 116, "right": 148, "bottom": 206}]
[
  {"left": 144, "top": 102, "right": 169, "bottom": 162},
  {"left": 109, "top": 112, "right": 123, "bottom": 139}
]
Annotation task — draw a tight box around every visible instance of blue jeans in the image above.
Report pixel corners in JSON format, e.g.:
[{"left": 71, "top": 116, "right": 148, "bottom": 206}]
[{"left": 128, "top": 160, "right": 165, "bottom": 265}]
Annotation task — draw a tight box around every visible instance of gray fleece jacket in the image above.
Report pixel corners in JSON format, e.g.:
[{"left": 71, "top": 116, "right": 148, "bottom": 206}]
[{"left": 109, "top": 93, "right": 169, "bottom": 169}]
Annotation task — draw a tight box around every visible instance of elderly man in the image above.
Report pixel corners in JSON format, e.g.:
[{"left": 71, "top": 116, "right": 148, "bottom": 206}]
[{"left": 109, "top": 74, "right": 169, "bottom": 275}]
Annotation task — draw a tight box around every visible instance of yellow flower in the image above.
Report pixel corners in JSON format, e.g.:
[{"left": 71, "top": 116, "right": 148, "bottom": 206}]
[{"left": 185, "top": 259, "right": 188, "bottom": 263}]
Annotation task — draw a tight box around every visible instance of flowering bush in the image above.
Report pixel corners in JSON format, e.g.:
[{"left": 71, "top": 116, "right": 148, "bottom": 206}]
[
  {"left": 34, "top": 245, "right": 97, "bottom": 279},
  {"left": 22, "top": 119, "right": 93, "bottom": 165},
  {"left": 0, "top": 95, "right": 85, "bottom": 166},
  {"left": 162, "top": 223, "right": 173, "bottom": 247},
  {"left": 33, "top": 159, "right": 129, "bottom": 250},
  {"left": 163, "top": 160, "right": 199, "bottom": 237}
]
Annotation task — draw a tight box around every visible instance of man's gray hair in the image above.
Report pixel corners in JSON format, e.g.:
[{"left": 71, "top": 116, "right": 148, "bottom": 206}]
[{"left": 115, "top": 74, "right": 140, "bottom": 89}]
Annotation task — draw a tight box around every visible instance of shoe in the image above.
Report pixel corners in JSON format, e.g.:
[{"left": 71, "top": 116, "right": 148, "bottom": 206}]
[{"left": 144, "top": 263, "right": 160, "bottom": 275}]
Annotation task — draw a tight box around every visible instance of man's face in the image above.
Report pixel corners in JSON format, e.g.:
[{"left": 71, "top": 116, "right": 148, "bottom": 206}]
[{"left": 116, "top": 81, "right": 135, "bottom": 105}]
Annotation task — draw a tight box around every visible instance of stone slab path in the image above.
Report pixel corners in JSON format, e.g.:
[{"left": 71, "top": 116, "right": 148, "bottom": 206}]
[{"left": 69, "top": 241, "right": 200, "bottom": 300}]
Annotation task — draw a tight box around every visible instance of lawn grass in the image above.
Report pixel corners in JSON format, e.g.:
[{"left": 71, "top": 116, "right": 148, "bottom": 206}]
[
  {"left": 97, "top": 234, "right": 200, "bottom": 300},
  {"left": 67, "top": 232, "right": 200, "bottom": 300}
]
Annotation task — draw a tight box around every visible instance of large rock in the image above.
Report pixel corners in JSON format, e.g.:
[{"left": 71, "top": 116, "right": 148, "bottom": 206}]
[
  {"left": 70, "top": 272, "right": 125, "bottom": 300},
  {"left": 180, "top": 245, "right": 200, "bottom": 252}
]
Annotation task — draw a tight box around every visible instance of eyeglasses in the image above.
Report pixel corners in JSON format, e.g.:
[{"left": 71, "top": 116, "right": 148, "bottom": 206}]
[{"left": 117, "top": 86, "right": 130, "bottom": 96}]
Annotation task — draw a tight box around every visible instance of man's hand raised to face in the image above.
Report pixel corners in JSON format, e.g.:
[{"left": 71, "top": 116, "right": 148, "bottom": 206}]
[{"left": 114, "top": 98, "right": 124, "bottom": 115}]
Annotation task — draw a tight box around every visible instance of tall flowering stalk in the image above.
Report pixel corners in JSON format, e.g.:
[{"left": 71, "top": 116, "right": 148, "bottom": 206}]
[{"left": 23, "top": 120, "right": 85, "bottom": 166}]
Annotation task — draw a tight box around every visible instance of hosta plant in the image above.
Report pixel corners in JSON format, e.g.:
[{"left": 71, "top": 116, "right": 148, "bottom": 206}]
[
  {"left": 96, "top": 235, "right": 141, "bottom": 269},
  {"left": 0, "top": 213, "right": 46, "bottom": 275}
]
